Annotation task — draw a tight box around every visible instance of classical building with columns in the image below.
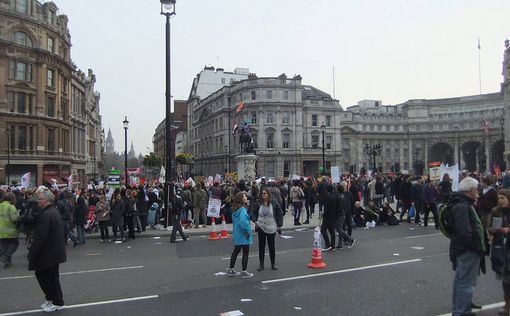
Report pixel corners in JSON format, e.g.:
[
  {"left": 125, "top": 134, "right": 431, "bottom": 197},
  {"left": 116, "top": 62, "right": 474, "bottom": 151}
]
[{"left": 0, "top": 0, "right": 104, "bottom": 186}]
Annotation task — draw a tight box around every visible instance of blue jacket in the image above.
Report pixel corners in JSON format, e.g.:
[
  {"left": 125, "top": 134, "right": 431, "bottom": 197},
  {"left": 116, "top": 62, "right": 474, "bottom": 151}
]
[{"left": 232, "top": 206, "right": 253, "bottom": 246}]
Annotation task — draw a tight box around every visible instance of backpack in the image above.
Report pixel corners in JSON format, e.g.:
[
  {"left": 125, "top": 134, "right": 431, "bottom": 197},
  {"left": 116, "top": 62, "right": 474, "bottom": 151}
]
[
  {"left": 438, "top": 203, "right": 452, "bottom": 238},
  {"left": 375, "top": 181, "right": 385, "bottom": 194},
  {"left": 56, "top": 200, "right": 71, "bottom": 221}
]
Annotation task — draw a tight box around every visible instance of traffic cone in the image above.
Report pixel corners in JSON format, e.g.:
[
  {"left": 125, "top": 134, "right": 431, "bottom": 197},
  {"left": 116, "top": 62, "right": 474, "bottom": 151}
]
[
  {"left": 220, "top": 215, "right": 229, "bottom": 239},
  {"left": 208, "top": 217, "right": 220, "bottom": 240},
  {"left": 307, "top": 227, "right": 326, "bottom": 269}
]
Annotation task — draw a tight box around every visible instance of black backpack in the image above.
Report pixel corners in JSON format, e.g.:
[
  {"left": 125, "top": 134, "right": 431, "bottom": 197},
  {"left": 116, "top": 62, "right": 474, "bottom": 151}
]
[
  {"left": 375, "top": 181, "right": 385, "bottom": 194},
  {"left": 56, "top": 200, "right": 71, "bottom": 221}
]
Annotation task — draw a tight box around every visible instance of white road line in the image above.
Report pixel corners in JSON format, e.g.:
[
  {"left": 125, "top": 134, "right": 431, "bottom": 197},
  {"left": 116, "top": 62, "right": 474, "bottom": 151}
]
[
  {"left": 0, "top": 295, "right": 159, "bottom": 316},
  {"left": 0, "top": 265, "right": 144, "bottom": 281},
  {"left": 435, "top": 301, "right": 505, "bottom": 316},
  {"left": 261, "top": 259, "right": 422, "bottom": 284},
  {"left": 221, "top": 249, "right": 305, "bottom": 260},
  {"left": 405, "top": 233, "right": 442, "bottom": 239}
]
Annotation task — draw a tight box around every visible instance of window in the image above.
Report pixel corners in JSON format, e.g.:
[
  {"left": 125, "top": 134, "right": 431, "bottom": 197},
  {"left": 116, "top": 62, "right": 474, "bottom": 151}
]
[
  {"left": 47, "top": 96, "right": 55, "bottom": 117},
  {"left": 283, "top": 91, "right": 289, "bottom": 100},
  {"left": 9, "top": 125, "right": 15, "bottom": 151},
  {"left": 9, "top": 60, "right": 32, "bottom": 81},
  {"left": 283, "top": 161, "right": 290, "bottom": 177},
  {"left": 251, "top": 91, "right": 256, "bottom": 100},
  {"left": 283, "top": 133, "right": 290, "bottom": 148},
  {"left": 13, "top": 31, "right": 33, "bottom": 47},
  {"left": 250, "top": 111, "right": 257, "bottom": 124},
  {"left": 266, "top": 161, "right": 275, "bottom": 178},
  {"left": 47, "top": 69, "right": 55, "bottom": 87},
  {"left": 15, "top": 0, "right": 28, "bottom": 14},
  {"left": 48, "top": 129, "right": 55, "bottom": 152},
  {"left": 325, "top": 136, "right": 332, "bottom": 149},
  {"left": 311, "top": 114, "right": 318, "bottom": 127},
  {"left": 266, "top": 111, "right": 274, "bottom": 124},
  {"left": 48, "top": 9, "right": 56, "bottom": 24},
  {"left": 325, "top": 115, "right": 331, "bottom": 127},
  {"left": 18, "top": 126, "right": 26, "bottom": 150},
  {"left": 17, "top": 92, "right": 26, "bottom": 113},
  {"left": 266, "top": 133, "right": 274, "bottom": 148},
  {"left": 266, "top": 90, "right": 272, "bottom": 99},
  {"left": 311, "top": 135, "right": 319, "bottom": 148},
  {"left": 282, "top": 111, "right": 290, "bottom": 124},
  {"left": 47, "top": 37, "right": 54, "bottom": 53}
]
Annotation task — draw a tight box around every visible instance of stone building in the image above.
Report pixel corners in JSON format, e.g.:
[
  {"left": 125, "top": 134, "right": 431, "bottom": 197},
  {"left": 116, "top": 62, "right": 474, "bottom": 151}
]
[{"left": 0, "top": 0, "right": 103, "bottom": 186}]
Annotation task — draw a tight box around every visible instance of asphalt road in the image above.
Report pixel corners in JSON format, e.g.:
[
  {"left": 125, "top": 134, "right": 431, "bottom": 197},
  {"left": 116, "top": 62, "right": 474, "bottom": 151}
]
[{"left": 0, "top": 223, "right": 503, "bottom": 316}]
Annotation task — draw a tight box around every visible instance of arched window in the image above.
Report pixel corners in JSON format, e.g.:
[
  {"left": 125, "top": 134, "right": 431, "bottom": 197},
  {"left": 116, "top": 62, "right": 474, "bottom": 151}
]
[{"left": 12, "top": 31, "right": 33, "bottom": 47}]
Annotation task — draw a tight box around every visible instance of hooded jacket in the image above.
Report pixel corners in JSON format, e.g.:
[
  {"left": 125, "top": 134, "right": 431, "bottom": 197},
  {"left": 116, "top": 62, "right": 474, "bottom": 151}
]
[{"left": 232, "top": 206, "right": 253, "bottom": 246}]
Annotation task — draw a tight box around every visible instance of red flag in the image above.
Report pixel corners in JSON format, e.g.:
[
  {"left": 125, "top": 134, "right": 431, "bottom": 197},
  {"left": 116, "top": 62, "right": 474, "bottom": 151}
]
[{"left": 235, "top": 101, "right": 245, "bottom": 113}]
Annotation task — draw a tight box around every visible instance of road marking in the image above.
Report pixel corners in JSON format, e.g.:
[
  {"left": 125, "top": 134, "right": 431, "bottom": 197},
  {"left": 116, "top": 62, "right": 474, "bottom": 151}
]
[
  {"left": 435, "top": 301, "right": 505, "bottom": 316},
  {"left": 0, "top": 295, "right": 159, "bottom": 316},
  {"left": 221, "top": 249, "right": 305, "bottom": 260},
  {"left": 261, "top": 259, "right": 422, "bottom": 284},
  {"left": 405, "top": 233, "right": 442, "bottom": 239},
  {"left": 0, "top": 265, "right": 143, "bottom": 281}
]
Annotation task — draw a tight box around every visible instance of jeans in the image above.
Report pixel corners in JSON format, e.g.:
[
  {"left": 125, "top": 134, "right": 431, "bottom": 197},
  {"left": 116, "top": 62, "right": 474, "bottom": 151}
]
[
  {"left": 292, "top": 201, "right": 302, "bottom": 224},
  {"left": 63, "top": 222, "right": 78, "bottom": 245},
  {"left": 0, "top": 238, "right": 19, "bottom": 261},
  {"left": 452, "top": 250, "right": 480, "bottom": 316},
  {"left": 35, "top": 265, "right": 64, "bottom": 306},
  {"left": 423, "top": 203, "right": 439, "bottom": 228},
  {"left": 76, "top": 225, "right": 85, "bottom": 245},
  {"left": 320, "top": 221, "right": 335, "bottom": 248}
]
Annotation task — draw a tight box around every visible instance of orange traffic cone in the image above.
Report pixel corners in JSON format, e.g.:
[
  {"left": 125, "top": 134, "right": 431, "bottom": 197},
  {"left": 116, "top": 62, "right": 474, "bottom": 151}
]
[
  {"left": 208, "top": 217, "right": 220, "bottom": 240},
  {"left": 220, "top": 215, "right": 229, "bottom": 239},
  {"left": 307, "top": 227, "right": 326, "bottom": 269}
]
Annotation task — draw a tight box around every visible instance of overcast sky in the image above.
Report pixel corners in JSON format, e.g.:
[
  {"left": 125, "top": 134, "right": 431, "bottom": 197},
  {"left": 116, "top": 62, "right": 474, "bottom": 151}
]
[{"left": 53, "top": 0, "right": 510, "bottom": 155}]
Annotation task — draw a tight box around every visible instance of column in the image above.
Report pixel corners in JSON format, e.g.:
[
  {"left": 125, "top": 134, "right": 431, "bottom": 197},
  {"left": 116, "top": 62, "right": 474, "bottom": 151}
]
[
  {"left": 485, "top": 136, "right": 491, "bottom": 174},
  {"left": 408, "top": 138, "right": 413, "bottom": 171},
  {"left": 424, "top": 138, "right": 429, "bottom": 172},
  {"left": 454, "top": 136, "right": 459, "bottom": 169}
]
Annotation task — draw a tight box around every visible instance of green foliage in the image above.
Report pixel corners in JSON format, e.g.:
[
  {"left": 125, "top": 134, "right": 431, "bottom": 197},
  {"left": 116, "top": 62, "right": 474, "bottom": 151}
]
[
  {"left": 176, "top": 153, "right": 194, "bottom": 165},
  {"left": 143, "top": 152, "right": 162, "bottom": 167}
]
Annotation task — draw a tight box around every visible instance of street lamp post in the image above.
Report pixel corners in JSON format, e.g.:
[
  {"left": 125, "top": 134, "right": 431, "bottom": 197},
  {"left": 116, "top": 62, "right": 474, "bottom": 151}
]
[
  {"left": 6, "top": 128, "right": 11, "bottom": 186},
  {"left": 320, "top": 122, "right": 326, "bottom": 175},
  {"left": 123, "top": 116, "right": 129, "bottom": 186},
  {"left": 161, "top": 0, "right": 176, "bottom": 219},
  {"left": 365, "top": 143, "right": 382, "bottom": 173},
  {"left": 500, "top": 116, "right": 506, "bottom": 170}
]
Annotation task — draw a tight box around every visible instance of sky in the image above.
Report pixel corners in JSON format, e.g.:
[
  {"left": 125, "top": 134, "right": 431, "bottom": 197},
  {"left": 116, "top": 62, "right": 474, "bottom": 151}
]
[{"left": 52, "top": 0, "right": 510, "bottom": 155}]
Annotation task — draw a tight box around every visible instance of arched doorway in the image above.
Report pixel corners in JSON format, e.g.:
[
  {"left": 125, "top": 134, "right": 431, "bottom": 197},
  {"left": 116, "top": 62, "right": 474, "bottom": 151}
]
[
  {"left": 461, "top": 141, "right": 483, "bottom": 172},
  {"left": 429, "top": 142, "right": 454, "bottom": 166},
  {"left": 492, "top": 139, "right": 507, "bottom": 171}
]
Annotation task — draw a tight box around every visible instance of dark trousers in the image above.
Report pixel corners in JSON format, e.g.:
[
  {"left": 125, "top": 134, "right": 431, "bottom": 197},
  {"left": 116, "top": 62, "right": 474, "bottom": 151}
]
[
  {"left": 0, "top": 238, "right": 19, "bottom": 260},
  {"left": 343, "top": 211, "right": 353, "bottom": 238},
  {"left": 413, "top": 202, "right": 424, "bottom": 224},
  {"left": 63, "top": 222, "right": 78, "bottom": 245},
  {"left": 139, "top": 214, "right": 147, "bottom": 231},
  {"left": 35, "top": 265, "right": 64, "bottom": 306},
  {"left": 126, "top": 216, "right": 135, "bottom": 239},
  {"left": 112, "top": 222, "right": 124, "bottom": 239},
  {"left": 335, "top": 215, "right": 353, "bottom": 246},
  {"left": 305, "top": 201, "right": 315, "bottom": 221},
  {"left": 258, "top": 230, "right": 276, "bottom": 266},
  {"left": 170, "top": 215, "right": 186, "bottom": 241},
  {"left": 423, "top": 203, "right": 439, "bottom": 228},
  {"left": 230, "top": 245, "right": 250, "bottom": 271},
  {"left": 321, "top": 221, "right": 336, "bottom": 248},
  {"left": 399, "top": 199, "right": 412, "bottom": 223},
  {"left": 98, "top": 221, "right": 109, "bottom": 240}
]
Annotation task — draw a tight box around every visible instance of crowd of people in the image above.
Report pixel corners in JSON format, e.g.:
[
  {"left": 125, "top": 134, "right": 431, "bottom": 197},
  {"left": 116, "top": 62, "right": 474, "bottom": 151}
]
[{"left": 0, "top": 170, "right": 510, "bottom": 313}]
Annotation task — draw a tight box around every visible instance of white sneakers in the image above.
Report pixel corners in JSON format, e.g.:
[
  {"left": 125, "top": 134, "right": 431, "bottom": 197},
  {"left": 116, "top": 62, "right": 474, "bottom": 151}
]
[{"left": 41, "top": 301, "right": 65, "bottom": 312}]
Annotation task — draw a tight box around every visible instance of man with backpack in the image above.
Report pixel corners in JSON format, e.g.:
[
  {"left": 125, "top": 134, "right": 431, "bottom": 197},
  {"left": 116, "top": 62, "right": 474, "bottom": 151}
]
[
  {"left": 447, "top": 177, "right": 488, "bottom": 316},
  {"left": 56, "top": 192, "right": 78, "bottom": 247}
]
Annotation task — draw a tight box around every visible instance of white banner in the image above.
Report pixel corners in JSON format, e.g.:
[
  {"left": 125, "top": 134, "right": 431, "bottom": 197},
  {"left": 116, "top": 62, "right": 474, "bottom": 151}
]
[
  {"left": 20, "top": 172, "right": 31, "bottom": 189},
  {"left": 331, "top": 166, "right": 340, "bottom": 184},
  {"left": 207, "top": 198, "right": 221, "bottom": 218},
  {"left": 429, "top": 167, "right": 441, "bottom": 181},
  {"left": 159, "top": 166, "right": 166, "bottom": 184}
]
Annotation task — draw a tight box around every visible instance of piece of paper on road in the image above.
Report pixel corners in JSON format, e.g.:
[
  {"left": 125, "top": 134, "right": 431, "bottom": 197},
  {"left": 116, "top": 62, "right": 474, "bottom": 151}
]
[
  {"left": 215, "top": 272, "right": 227, "bottom": 276},
  {"left": 152, "top": 237, "right": 161, "bottom": 239},
  {"left": 240, "top": 299, "right": 252, "bottom": 302},
  {"left": 410, "top": 246, "right": 424, "bottom": 250},
  {"left": 393, "top": 253, "right": 400, "bottom": 256},
  {"left": 294, "top": 307, "right": 302, "bottom": 310},
  {"left": 220, "top": 310, "right": 244, "bottom": 316},
  {"left": 279, "top": 235, "right": 293, "bottom": 239}
]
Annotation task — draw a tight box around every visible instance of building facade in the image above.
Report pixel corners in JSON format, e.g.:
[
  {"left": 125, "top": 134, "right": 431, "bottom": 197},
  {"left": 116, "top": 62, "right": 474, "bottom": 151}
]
[{"left": 0, "top": 0, "right": 103, "bottom": 186}]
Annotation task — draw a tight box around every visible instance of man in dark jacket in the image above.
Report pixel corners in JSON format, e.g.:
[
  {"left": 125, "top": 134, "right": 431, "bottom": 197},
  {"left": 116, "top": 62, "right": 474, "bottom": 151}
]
[
  {"left": 398, "top": 175, "right": 412, "bottom": 223},
  {"left": 170, "top": 187, "right": 187, "bottom": 243},
  {"left": 449, "top": 177, "right": 487, "bottom": 316},
  {"left": 29, "top": 189, "right": 66, "bottom": 312},
  {"left": 410, "top": 176, "right": 426, "bottom": 225},
  {"left": 335, "top": 184, "right": 355, "bottom": 249},
  {"left": 320, "top": 185, "right": 338, "bottom": 251},
  {"left": 316, "top": 177, "right": 329, "bottom": 217}
]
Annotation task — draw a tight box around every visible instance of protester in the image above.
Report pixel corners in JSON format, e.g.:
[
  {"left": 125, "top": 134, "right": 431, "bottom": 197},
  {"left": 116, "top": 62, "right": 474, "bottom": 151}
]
[
  {"left": 289, "top": 180, "right": 305, "bottom": 225},
  {"left": 169, "top": 187, "right": 188, "bottom": 243},
  {"left": 227, "top": 192, "right": 253, "bottom": 278},
  {"left": 192, "top": 183, "right": 208, "bottom": 228},
  {"left": 0, "top": 192, "right": 20, "bottom": 267},
  {"left": 449, "top": 177, "right": 487, "bottom": 316},
  {"left": 487, "top": 189, "right": 510, "bottom": 315},
  {"left": 74, "top": 191, "right": 88, "bottom": 246},
  {"left": 56, "top": 192, "right": 78, "bottom": 247},
  {"left": 478, "top": 176, "right": 498, "bottom": 229},
  {"left": 252, "top": 187, "right": 283, "bottom": 271},
  {"left": 95, "top": 195, "right": 111, "bottom": 243},
  {"left": 29, "top": 189, "right": 66, "bottom": 312},
  {"left": 110, "top": 190, "right": 125, "bottom": 242}
]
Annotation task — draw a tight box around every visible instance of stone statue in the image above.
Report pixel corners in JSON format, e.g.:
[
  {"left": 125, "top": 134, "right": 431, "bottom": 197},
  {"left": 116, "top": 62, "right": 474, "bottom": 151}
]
[{"left": 236, "top": 121, "right": 255, "bottom": 154}]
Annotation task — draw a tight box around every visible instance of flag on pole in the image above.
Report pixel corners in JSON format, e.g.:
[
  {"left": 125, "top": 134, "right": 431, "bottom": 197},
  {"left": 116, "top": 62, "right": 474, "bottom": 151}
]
[
  {"left": 235, "top": 101, "right": 245, "bottom": 113},
  {"left": 21, "top": 172, "right": 31, "bottom": 189},
  {"left": 232, "top": 123, "right": 238, "bottom": 135},
  {"left": 477, "top": 37, "right": 481, "bottom": 50},
  {"left": 483, "top": 119, "right": 490, "bottom": 135}
]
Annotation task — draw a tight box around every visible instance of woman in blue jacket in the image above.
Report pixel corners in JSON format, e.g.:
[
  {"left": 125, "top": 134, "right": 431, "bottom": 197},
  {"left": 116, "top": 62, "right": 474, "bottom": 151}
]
[{"left": 226, "top": 192, "right": 253, "bottom": 278}]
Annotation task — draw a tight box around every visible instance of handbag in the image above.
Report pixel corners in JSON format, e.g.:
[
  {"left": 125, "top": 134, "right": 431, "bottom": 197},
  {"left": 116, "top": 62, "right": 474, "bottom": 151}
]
[
  {"left": 490, "top": 236, "right": 508, "bottom": 274},
  {"left": 408, "top": 206, "right": 416, "bottom": 218}
]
